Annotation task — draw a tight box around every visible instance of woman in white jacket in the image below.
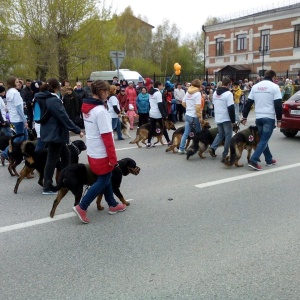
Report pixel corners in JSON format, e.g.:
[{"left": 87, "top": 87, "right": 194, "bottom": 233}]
[{"left": 1, "top": 77, "right": 28, "bottom": 165}]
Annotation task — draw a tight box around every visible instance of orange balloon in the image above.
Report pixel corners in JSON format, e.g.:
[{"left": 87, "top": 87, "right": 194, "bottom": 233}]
[
  {"left": 175, "top": 70, "right": 181, "bottom": 75},
  {"left": 177, "top": 64, "right": 181, "bottom": 70},
  {"left": 174, "top": 63, "right": 179, "bottom": 69}
]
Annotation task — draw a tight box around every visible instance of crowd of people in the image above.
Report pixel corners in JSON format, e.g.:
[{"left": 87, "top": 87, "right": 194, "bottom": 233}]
[{"left": 0, "top": 70, "right": 290, "bottom": 222}]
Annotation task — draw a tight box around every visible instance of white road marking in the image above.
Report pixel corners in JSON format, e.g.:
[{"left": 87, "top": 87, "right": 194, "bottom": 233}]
[
  {"left": 195, "top": 163, "right": 300, "bottom": 189},
  {"left": 0, "top": 199, "right": 134, "bottom": 234},
  {"left": 116, "top": 146, "right": 139, "bottom": 151}
]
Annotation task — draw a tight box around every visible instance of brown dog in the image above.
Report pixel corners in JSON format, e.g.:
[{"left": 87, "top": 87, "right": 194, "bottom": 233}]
[
  {"left": 120, "top": 115, "right": 131, "bottom": 138},
  {"left": 165, "top": 120, "right": 211, "bottom": 153},
  {"left": 129, "top": 119, "right": 176, "bottom": 147},
  {"left": 225, "top": 125, "right": 260, "bottom": 167}
]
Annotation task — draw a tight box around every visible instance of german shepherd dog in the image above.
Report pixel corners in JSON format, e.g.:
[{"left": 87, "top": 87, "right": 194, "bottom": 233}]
[
  {"left": 165, "top": 120, "right": 211, "bottom": 153},
  {"left": 129, "top": 120, "right": 176, "bottom": 147},
  {"left": 49, "top": 158, "right": 140, "bottom": 218},
  {"left": 13, "top": 140, "right": 87, "bottom": 194},
  {"left": 224, "top": 125, "right": 260, "bottom": 167},
  {"left": 186, "top": 123, "right": 240, "bottom": 160}
]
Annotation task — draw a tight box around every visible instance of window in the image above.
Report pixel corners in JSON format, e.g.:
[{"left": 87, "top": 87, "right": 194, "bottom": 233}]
[
  {"left": 294, "top": 24, "right": 300, "bottom": 48},
  {"left": 237, "top": 34, "right": 247, "bottom": 51},
  {"left": 259, "top": 29, "right": 270, "bottom": 53},
  {"left": 216, "top": 38, "right": 224, "bottom": 56}
]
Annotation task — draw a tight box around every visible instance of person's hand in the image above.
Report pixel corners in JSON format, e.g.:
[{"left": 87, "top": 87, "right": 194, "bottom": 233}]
[
  {"left": 24, "top": 122, "right": 28, "bottom": 128},
  {"left": 277, "top": 120, "right": 281, "bottom": 128},
  {"left": 79, "top": 131, "right": 84, "bottom": 138},
  {"left": 241, "top": 119, "right": 247, "bottom": 125}
]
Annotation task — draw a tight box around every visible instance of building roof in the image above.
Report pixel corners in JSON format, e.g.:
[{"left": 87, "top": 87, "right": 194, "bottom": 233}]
[{"left": 219, "top": 65, "right": 251, "bottom": 72}]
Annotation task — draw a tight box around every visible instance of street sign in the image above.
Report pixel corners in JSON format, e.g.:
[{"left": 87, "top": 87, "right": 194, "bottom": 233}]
[{"left": 110, "top": 51, "right": 125, "bottom": 69}]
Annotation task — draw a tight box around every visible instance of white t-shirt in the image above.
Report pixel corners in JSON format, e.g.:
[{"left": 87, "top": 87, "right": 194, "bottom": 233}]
[
  {"left": 107, "top": 95, "right": 120, "bottom": 118},
  {"left": 83, "top": 105, "right": 114, "bottom": 159},
  {"left": 0, "top": 96, "right": 7, "bottom": 121},
  {"left": 183, "top": 91, "right": 201, "bottom": 118},
  {"left": 213, "top": 90, "right": 234, "bottom": 123},
  {"left": 149, "top": 89, "right": 163, "bottom": 118},
  {"left": 248, "top": 79, "right": 282, "bottom": 119},
  {"left": 6, "top": 88, "right": 24, "bottom": 122}
]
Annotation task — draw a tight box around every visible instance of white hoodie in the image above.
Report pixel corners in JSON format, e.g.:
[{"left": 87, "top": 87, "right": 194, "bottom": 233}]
[{"left": 6, "top": 88, "right": 26, "bottom": 123}]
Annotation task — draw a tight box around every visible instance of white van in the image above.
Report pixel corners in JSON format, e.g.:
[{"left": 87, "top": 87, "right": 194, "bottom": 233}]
[{"left": 89, "top": 69, "right": 144, "bottom": 84}]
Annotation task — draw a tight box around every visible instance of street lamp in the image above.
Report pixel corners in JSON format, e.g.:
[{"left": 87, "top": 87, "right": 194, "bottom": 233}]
[{"left": 258, "top": 45, "right": 268, "bottom": 77}]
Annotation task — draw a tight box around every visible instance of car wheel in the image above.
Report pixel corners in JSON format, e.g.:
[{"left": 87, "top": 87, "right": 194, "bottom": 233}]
[{"left": 281, "top": 129, "right": 298, "bottom": 137}]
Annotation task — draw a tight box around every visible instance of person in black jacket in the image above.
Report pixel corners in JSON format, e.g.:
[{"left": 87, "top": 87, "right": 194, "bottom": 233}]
[
  {"left": 21, "top": 79, "right": 34, "bottom": 129},
  {"left": 38, "top": 78, "right": 84, "bottom": 195},
  {"left": 63, "top": 87, "right": 79, "bottom": 123}
]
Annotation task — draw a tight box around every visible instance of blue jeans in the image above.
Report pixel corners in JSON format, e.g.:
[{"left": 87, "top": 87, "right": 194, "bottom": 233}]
[
  {"left": 112, "top": 117, "right": 123, "bottom": 139},
  {"left": 234, "top": 103, "right": 240, "bottom": 122},
  {"left": 79, "top": 172, "right": 118, "bottom": 211},
  {"left": 250, "top": 118, "right": 275, "bottom": 164},
  {"left": 179, "top": 115, "right": 201, "bottom": 151},
  {"left": 1, "top": 122, "right": 27, "bottom": 159},
  {"left": 211, "top": 121, "right": 233, "bottom": 159}
]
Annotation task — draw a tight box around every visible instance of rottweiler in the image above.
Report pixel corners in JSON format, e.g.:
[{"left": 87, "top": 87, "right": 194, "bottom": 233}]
[
  {"left": 165, "top": 120, "right": 211, "bottom": 153},
  {"left": 49, "top": 158, "right": 140, "bottom": 218},
  {"left": 129, "top": 120, "right": 176, "bottom": 147},
  {"left": 13, "top": 140, "right": 87, "bottom": 194},
  {"left": 224, "top": 125, "right": 260, "bottom": 167}
]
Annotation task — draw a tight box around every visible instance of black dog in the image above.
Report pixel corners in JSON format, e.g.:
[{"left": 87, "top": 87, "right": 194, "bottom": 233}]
[
  {"left": 49, "top": 158, "right": 140, "bottom": 217},
  {"left": 13, "top": 139, "right": 87, "bottom": 194},
  {"left": 186, "top": 127, "right": 219, "bottom": 160}
]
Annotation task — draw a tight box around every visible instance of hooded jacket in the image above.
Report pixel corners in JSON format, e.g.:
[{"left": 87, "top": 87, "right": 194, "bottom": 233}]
[
  {"left": 183, "top": 86, "right": 201, "bottom": 118},
  {"left": 81, "top": 98, "right": 117, "bottom": 175},
  {"left": 37, "top": 91, "right": 81, "bottom": 144},
  {"left": 6, "top": 88, "right": 27, "bottom": 123},
  {"left": 148, "top": 88, "right": 166, "bottom": 118},
  {"left": 213, "top": 87, "right": 235, "bottom": 124}
]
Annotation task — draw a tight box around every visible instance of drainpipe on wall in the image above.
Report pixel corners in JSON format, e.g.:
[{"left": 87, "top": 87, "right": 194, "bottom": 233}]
[{"left": 202, "top": 25, "right": 208, "bottom": 82}]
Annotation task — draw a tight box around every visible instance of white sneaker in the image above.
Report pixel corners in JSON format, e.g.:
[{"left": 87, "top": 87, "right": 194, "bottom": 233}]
[{"left": 178, "top": 149, "right": 186, "bottom": 154}]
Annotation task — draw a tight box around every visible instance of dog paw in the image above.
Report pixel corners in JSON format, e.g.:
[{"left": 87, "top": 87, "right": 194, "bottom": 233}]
[
  {"left": 125, "top": 202, "right": 130, "bottom": 206},
  {"left": 97, "top": 206, "right": 104, "bottom": 211}
]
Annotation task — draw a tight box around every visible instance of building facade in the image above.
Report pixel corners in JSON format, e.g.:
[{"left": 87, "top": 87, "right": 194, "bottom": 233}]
[{"left": 203, "top": 3, "right": 300, "bottom": 81}]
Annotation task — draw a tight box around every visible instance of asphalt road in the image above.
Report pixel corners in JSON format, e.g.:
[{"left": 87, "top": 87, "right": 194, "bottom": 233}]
[{"left": 1, "top": 112, "right": 300, "bottom": 300}]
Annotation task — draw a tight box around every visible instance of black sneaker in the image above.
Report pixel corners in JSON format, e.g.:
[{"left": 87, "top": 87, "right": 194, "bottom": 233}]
[
  {"left": 248, "top": 161, "right": 262, "bottom": 171},
  {"left": 208, "top": 148, "right": 217, "bottom": 157}
]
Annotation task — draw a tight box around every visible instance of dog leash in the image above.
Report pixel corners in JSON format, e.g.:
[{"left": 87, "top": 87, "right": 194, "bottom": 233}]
[{"left": 68, "top": 140, "right": 80, "bottom": 155}]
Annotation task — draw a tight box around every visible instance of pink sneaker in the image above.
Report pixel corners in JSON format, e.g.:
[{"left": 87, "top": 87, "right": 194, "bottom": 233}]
[
  {"left": 73, "top": 205, "right": 90, "bottom": 224},
  {"left": 108, "top": 203, "right": 127, "bottom": 215}
]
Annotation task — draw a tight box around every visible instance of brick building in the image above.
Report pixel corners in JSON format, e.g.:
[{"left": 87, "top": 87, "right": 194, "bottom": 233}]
[{"left": 203, "top": 3, "right": 300, "bottom": 82}]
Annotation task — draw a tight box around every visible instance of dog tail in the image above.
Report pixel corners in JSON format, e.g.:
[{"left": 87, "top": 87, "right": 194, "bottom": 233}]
[{"left": 186, "top": 138, "right": 200, "bottom": 160}]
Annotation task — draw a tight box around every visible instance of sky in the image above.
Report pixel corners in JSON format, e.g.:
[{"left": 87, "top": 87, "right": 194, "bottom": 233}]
[{"left": 110, "top": 0, "right": 297, "bottom": 39}]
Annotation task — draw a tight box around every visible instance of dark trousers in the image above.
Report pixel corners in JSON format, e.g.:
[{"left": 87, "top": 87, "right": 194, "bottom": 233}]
[
  {"left": 176, "top": 104, "right": 185, "bottom": 121},
  {"left": 27, "top": 107, "right": 33, "bottom": 129},
  {"left": 147, "top": 117, "right": 170, "bottom": 144},
  {"left": 43, "top": 142, "right": 70, "bottom": 189},
  {"left": 138, "top": 113, "right": 149, "bottom": 127}
]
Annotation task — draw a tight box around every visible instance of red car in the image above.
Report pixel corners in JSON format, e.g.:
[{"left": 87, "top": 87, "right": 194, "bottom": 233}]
[{"left": 281, "top": 91, "right": 300, "bottom": 137}]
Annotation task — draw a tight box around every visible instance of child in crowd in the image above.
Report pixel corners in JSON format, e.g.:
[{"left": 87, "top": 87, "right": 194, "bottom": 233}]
[{"left": 126, "top": 104, "right": 138, "bottom": 130}]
